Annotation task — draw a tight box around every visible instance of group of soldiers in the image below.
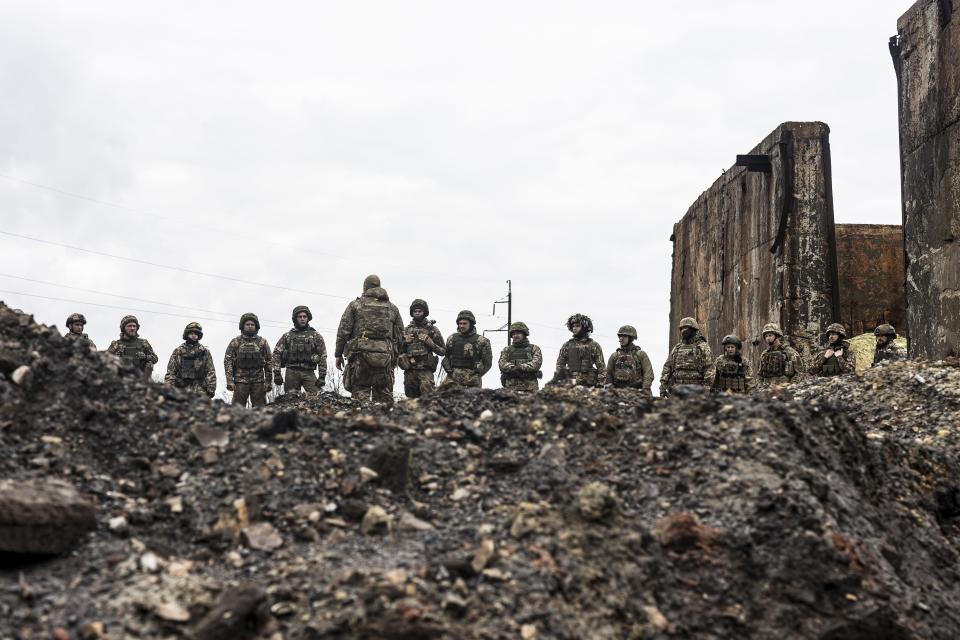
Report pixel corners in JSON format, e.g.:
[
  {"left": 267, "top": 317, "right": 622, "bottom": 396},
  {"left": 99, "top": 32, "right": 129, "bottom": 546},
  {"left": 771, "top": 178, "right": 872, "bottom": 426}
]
[{"left": 59, "top": 274, "right": 908, "bottom": 406}]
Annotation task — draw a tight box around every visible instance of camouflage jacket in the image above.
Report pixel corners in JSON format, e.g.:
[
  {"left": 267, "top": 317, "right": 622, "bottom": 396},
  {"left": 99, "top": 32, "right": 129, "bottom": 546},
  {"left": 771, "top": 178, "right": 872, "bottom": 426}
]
[
  {"left": 499, "top": 340, "right": 543, "bottom": 392},
  {"left": 273, "top": 326, "right": 327, "bottom": 379},
  {"left": 164, "top": 342, "right": 217, "bottom": 396},
  {"left": 809, "top": 340, "right": 856, "bottom": 376},
  {"left": 442, "top": 328, "right": 493, "bottom": 386},
  {"left": 224, "top": 334, "right": 272, "bottom": 384},
  {"left": 659, "top": 334, "right": 713, "bottom": 391},
  {"left": 400, "top": 319, "right": 445, "bottom": 371},
  {"left": 555, "top": 337, "right": 605, "bottom": 386},
  {"left": 65, "top": 331, "right": 97, "bottom": 351},
  {"left": 106, "top": 335, "right": 159, "bottom": 374},
  {"left": 873, "top": 342, "right": 907, "bottom": 366},
  {"left": 710, "top": 354, "right": 757, "bottom": 393},
  {"left": 605, "top": 343, "right": 654, "bottom": 391},
  {"left": 758, "top": 343, "right": 803, "bottom": 385},
  {"left": 335, "top": 287, "right": 404, "bottom": 360}
]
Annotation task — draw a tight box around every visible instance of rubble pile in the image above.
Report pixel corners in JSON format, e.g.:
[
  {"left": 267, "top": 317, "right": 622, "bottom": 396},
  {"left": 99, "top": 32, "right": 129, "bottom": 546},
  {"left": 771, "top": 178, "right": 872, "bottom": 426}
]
[{"left": 2, "top": 301, "right": 960, "bottom": 639}]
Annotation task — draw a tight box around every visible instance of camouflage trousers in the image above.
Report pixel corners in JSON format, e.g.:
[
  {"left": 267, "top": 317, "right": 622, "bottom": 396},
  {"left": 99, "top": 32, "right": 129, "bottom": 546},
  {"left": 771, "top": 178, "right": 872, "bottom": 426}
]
[
  {"left": 440, "top": 368, "right": 482, "bottom": 389},
  {"left": 610, "top": 381, "right": 652, "bottom": 396},
  {"left": 573, "top": 371, "right": 600, "bottom": 387},
  {"left": 283, "top": 368, "right": 320, "bottom": 394},
  {"left": 502, "top": 376, "right": 538, "bottom": 392},
  {"left": 175, "top": 382, "right": 214, "bottom": 398},
  {"left": 232, "top": 381, "right": 268, "bottom": 408},
  {"left": 347, "top": 359, "right": 394, "bottom": 404},
  {"left": 403, "top": 370, "right": 435, "bottom": 399}
]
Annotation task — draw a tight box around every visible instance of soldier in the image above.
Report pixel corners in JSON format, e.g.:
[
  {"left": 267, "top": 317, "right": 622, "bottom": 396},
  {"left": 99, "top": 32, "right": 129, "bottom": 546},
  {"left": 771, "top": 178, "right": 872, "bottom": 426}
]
[
  {"left": 498, "top": 321, "right": 543, "bottom": 392},
  {"left": 809, "top": 322, "right": 856, "bottom": 377},
  {"left": 334, "top": 275, "right": 404, "bottom": 403},
  {"left": 398, "top": 299, "right": 445, "bottom": 398},
  {"left": 659, "top": 317, "right": 712, "bottom": 396},
  {"left": 757, "top": 322, "right": 802, "bottom": 387},
  {"left": 64, "top": 312, "right": 97, "bottom": 350},
  {"left": 873, "top": 323, "right": 907, "bottom": 366},
  {"left": 106, "top": 315, "right": 158, "bottom": 378},
  {"left": 709, "top": 334, "right": 756, "bottom": 393},
  {"left": 273, "top": 305, "right": 327, "bottom": 395},
  {"left": 224, "top": 312, "right": 273, "bottom": 407},
  {"left": 605, "top": 325, "right": 654, "bottom": 394},
  {"left": 554, "top": 314, "right": 605, "bottom": 386},
  {"left": 441, "top": 310, "right": 493, "bottom": 388},
  {"left": 164, "top": 322, "right": 216, "bottom": 398}
]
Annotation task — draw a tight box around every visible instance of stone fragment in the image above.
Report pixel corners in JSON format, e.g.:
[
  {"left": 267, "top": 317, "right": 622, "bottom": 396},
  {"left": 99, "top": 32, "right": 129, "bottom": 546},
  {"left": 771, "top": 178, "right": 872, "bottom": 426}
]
[
  {"left": 189, "top": 585, "right": 269, "bottom": 640},
  {"left": 155, "top": 602, "right": 191, "bottom": 622},
  {"left": 242, "top": 522, "right": 283, "bottom": 551},
  {"left": 108, "top": 516, "right": 128, "bottom": 533},
  {"left": 471, "top": 538, "right": 496, "bottom": 573},
  {"left": 398, "top": 511, "right": 435, "bottom": 532},
  {"left": 11, "top": 365, "right": 32, "bottom": 387},
  {"left": 0, "top": 479, "right": 96, "bottom": 554},
  {"left": 192, "top": 425, "right": 230, "bottom": 448},
  {"left": 576, "top": 482, "right": 618, "bottom": 522},
  {"left": 361, "top": 506, "right": 391, "bottom": 535}
]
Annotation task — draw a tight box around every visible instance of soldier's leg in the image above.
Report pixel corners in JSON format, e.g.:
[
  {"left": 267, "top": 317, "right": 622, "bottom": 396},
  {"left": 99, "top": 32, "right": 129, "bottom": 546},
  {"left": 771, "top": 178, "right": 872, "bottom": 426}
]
[
  {"left": 417, "top": 371, "right": 435, "bottom": 396},
  {"left": 299, "top": 370, "right": 320, "bottom": 395},
  {"left": 283, "top": 369, "right": 300, "bottom": 393},
  {"left": 232, "top": 383, "right": 251, "bottom": 407},
  {"left": 403, "top": 372, "right": 421, "bottom": 399},
  {"left": 372, "top": 368, "right": 394, "bottom": 404},
  {"left": 250, "top": 382, "right": 268, "bottom": 408}
]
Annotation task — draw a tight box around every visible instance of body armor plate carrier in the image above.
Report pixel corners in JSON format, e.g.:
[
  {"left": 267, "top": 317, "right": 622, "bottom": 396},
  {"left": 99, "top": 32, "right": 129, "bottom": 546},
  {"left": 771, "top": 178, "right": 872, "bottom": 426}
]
[
  {"left": 236, "top": 339, "right": 264, "bottom": 369},
  {"left": 450, "top": 333, "right": 480, "bottom": 370}
]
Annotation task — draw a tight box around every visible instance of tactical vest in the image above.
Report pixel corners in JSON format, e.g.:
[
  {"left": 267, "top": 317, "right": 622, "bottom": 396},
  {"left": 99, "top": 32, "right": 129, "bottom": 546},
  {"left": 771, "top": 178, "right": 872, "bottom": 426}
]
[
  {"left": 874, "top": 345, "right": 903, "bottom": 365},
  {"left": 503, "top": 344, "right": 537, "bottom": 379},
  {"left": 716, "top": 357, "right": 747, "bottom": 392},
  {"left": 567, "top": 340, "right": 597, "bottom": 373},
  {"left": 403, "top": 325, "right": 438, "bottom": 370},
  {"left": 671, "top": 341, "right": 706, "bottom": 383},
  {"left": 820, "top": 343, "right": 845, "bottom": 375},
  {"left": 760, "top": 348, "right": 787, "bottom": 378},
  {"left": 236, "top": 338, "right": 264, "bottom": 369},
  {"left": 450, "top": 333, "right": 481, "bottom": 369},
  {"left": 357, "top": 298, "right": 393, "bottom": 340},
  {"left": 287, "top": 330, "right": 317, "bottom": 367},
  {"left": 119, "top": 338, "right": 147, "bottom": 371},
  {"left": 180, "top": 347, "right": 206, "bottom": 381},
  {"left": 612, "top": 349, "right": 640, "bottom": 384}
]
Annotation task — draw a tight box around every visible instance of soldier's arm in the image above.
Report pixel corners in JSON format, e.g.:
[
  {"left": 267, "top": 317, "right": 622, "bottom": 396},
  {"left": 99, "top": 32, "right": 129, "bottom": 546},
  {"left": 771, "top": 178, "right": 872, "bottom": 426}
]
[
  {"left": 478, "top": 339, "right": 493, "bottom": 376},
  {"left": 641, "top": 352, "right": 655, "bottom": 390},
  {"left": 163, "top": 350, "right": 178, "bottom": 385},
  {"left": 498, "top": 347, "right": 513, "bottom": 372},
  {"left": 106, "top": 340, "right": 120, "bottom": 356},
  {"left": 428, "top": 326, "right": 446, "bottom": 356},
  {"left": 271, "top": 334, "right": 287, "bottom": 372},
  {"left": 604, "top": 353, "right": 616, "bottom": 385},
  {"left": 705, "top": 354, "right": 719, "bottom": 389},
  {"left": 316, "top": 335, "right": 327, "bottom": 383},
  {"left": 143, "top": 340, "right": 159, "bottom": 365},
  {"left": 840, "top": 350, "right": 856, "bottom": 373},
  {"left": 521, "top": 345, "right": 543, "bottom": 373},
  {"left": 392, "top": 306, "right": 405, "bottom": 355},
  {"left": 223, "top": 340, "right": 236, "bottom": 381},
  {"left": 555, "top": 342, "right": 569, "bottom": 373},
  {"left": 334, "top": 303, "right": 355, "bottom": 358},
  {"left": 441, "top": 336, "right": 454, "bottom": 373},
  {"left": 744, "top": 360, "right": 757, "bottom": 391},
  {"left": 808, "top": 350, "right": 825, "bottom": 375},
  {"left": 659, "top": 350, "right": 673, "bottom": 389},
  {"left": 593, "top": 343, "right": 606, "bottom": 382},
  {"left": 204, "top": 349, "right": 217, "bottom": 395},
  {"left": 260, "top": 338, "right": 273, "bottom": 380}
]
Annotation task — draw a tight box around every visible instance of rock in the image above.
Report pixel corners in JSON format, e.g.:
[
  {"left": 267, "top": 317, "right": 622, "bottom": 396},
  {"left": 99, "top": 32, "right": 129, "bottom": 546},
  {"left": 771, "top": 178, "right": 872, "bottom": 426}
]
[
  {"left": 398, "top": 511, "right": 435, "bottom": 532},
  {"left": 576, "top": 482, "right": 618, "bottom": 522},
  {"left": 242, "top": 522, "right": 283, "bottom": 551},
  {"left": 442, "top": 593, "right": 468, "bottom": 616},
  {"left": 201, "top": 448, "right": 220, "bottom": 465},
  {"left": 0, "top": 479, "right": 96, "bottom": 554},
  {"left": 11, "top": 365, "right": 32, "bottom": 387},
  {"left": 471, "top": 538, "right": 496, "bottom": 573},
  {"left": 479, "top": 409, "right": 494, "bottom": 421},
  {"left": 451, "top": 487, "right": 470, "bottom": 501},
  {"left": 359, "top": 466, "right": 379, "bottom": 483},
  {"left": 521, "top": 624, "right": 538, "bottom": 639},
  {"left": 642, "top": 605, "right": 669, "bottom": 631},
  {"left": 140, "top": 552, "right": 160, "bottom": 572},
  {"left": 367, "top": 441, "right": 412, "bottom": 494},
  {"left": 192, "top": 425, "right": 230, "bottom": 448},
  {"left": 108, "top": 516, "right": 128, "bottom": 533},
  {"left": 654, "top": 512, "right": 721, "bottom": 553},
  {"left": 361, "top": 506, "right": 391, "bottom": 535},
  {"left": 188, "top": 585, "right": 269, "bottom": 640},
  {"left": 155, "top": 602, "right": 191, "bottom": 622}
]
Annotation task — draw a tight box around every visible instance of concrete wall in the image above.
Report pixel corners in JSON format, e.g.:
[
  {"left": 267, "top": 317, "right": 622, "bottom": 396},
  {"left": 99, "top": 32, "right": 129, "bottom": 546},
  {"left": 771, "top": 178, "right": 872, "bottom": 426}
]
[
  {"left": 835, "top": 224, "right": 907, "bottom": 338},
  {"left": 892, "top": 0, "right": 960, "bottom": 358},
  {"left": 668, "top": 122, "right": 837, "bottom": 366}
]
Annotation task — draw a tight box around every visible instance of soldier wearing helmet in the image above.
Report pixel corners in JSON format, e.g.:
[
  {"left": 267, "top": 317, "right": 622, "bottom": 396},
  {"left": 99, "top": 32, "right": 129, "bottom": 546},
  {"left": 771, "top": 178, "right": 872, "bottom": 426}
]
[
  {"left": 334, "top": 275, "right": 405, "bottom": 403},
  {"left": 872, "top": 323, "right": 906, "bottom": 366},
  {"left": 757, "top": 322, "right": 802, "bottom": 387},
  {"left": 399, "top": 299, "right": 446, "bottom": 398},
  {"left": 63, "top": 312, "right": 97, "bottom": 351},
  {"left": 659, "top": 317, "right": 713, "bottom": 396},
  {"left": 272, "top": 305, "right": 327, "bottom": 396},
  {"left": 441, "top": 310, "right": 493, "bottom": 389},
  {"left": 224, "top": 313, "right": 273, "bottom": 407},
  {"left": 164, "top": 322, "right": 217, "bottom": 398},
  {"left": 809, "top": 322, "right": 855, "bottom": 377},
  {"left": 605, "top": 325, "right": 654, "bottom": 395},
  {"left": 709, "top": 334, "right": 756, "bottom": 393},
  {"left": 106, "top": 315, "right": 158, "bottom": 378},
  {"left": 498, "top": 321, "right": 543, "bottom": 392},
  {"left": 554, "top": 314, "right": 605, "bottom": 387}
]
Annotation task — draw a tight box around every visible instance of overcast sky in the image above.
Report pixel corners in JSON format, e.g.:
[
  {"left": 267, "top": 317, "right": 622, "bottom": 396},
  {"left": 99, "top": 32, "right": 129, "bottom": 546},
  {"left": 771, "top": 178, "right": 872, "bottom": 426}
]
[{"left": 0, "top": 1, "right": 910, "bottom": 397}]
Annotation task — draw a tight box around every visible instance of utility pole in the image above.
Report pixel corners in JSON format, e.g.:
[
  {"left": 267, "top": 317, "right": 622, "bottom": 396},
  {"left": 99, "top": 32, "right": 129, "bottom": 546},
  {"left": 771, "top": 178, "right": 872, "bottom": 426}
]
[{"left": 483, "top": 280, "right": 512, "bottom": 346}]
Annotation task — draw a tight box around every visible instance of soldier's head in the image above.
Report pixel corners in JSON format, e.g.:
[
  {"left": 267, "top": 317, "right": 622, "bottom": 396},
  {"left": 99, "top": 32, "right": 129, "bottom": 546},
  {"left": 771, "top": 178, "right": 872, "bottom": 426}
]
[
  {"left": 509, "top": 322, "right": 529, "bottom": 344},
  {"left": 617, "top": 325, "right": 637, "bottom": 347},
  {"left": 762, "top": 323, "right": 783, "bottom": 346},
  {"left": 293, "top": 305, "right": 312, "bottom": 329},
  {"left": 363, "top": 274, "right": 381, "bottom": 291},
  {"left": 183, "top": 322, "right": 203, "bottom": 343},
  {"left": 874, "top": 323, "right": 897, "bottom": 347},
  {"left": 456, "top": 310, "right": 476, "bottom": 334},
  {"left": 566, "top": 314, "right": 593, "bottom": 338},
  {"left": 722, "top": 334, "right": 742, "bottom": 356},
  {"left": 410, "top": 299, "right": 429, "bottom": 322},
  {"left": 240, "top": 313, "right": 260, "bottom": 336},
  {"left": 678, "top": 317, "right": 699, "bottom": 342},
  {"left": 120, "top": 315, "right": 139, "bottom": 338},
  {"left": 66, "top": 312, "right": 86, "bottom": 335},
  {"left": 825, "top": 322, "right": 846, "bottom": 345}
]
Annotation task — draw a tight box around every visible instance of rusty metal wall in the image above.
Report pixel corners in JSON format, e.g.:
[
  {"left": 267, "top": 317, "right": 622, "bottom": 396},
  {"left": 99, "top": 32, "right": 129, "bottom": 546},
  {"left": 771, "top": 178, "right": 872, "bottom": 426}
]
[
  {"left": 892, "top": 0, "right": 960, "bottom": 358},
  {"left": 835, "top": 224, "right": 907, "bottom": 338},
  {"left": 668, "top": 122, "right": 838, "bottom": 367}
]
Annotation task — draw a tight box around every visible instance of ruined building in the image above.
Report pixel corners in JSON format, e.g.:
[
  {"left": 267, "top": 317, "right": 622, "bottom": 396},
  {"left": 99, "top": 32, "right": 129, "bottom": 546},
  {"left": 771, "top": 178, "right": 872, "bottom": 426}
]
[{"left": 891, "top": 0, "right": 960, "bottom": 360}]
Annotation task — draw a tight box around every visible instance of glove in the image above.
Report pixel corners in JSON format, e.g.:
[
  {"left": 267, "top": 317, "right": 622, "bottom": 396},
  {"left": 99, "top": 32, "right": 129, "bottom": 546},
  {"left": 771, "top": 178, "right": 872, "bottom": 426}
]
[
  {"left": 274, "top": 372, "right": 284, "bottom": 386},
  {"left": 226, "top": 382, "right": 235, "bottom": 391},
  {"left": 335, "top": 356, "right": 344, "bottom": 371}
]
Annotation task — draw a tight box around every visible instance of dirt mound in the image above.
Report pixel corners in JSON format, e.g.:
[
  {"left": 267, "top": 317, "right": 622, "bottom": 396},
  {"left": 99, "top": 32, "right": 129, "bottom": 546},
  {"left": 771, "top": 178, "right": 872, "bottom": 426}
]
[{"left": 3, "top": 301, "right": 960, "bottom": 639}]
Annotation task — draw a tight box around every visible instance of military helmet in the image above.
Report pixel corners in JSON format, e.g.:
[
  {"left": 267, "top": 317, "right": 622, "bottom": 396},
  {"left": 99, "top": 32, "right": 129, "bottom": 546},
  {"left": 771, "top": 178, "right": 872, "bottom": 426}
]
[
  {"left": 678, "top": 317, "right": 700, "bottom": 332},
  {"left": 239, "top": 312, "right": 261, "bottom": 332},
  {"left": 410, "top": 299, "right": 429, "bottom": 316},
  {"left": 120, "top": 315, "right": 139, "bottom": 331},
  {"left": 761, "top": 322, "right": 783, "bottom": 338},
  {"left": 183, "top": 322, "right": 203, "bottom": 340},
  {"left": 874, "top": 323, "right": 897, "bottom": 338},
  {"left": 363, "top": 274, "right": 381, "bottom": 291},
  {"left": 566, "top": 313, "right": 593, "bottom": 334},
  {"left": 457, "top": 309, "right": 477, "bottom": 325},
  {"left": 66, "top": 312, "right": 87, "bottom": 326},
  {"left": 617, "top": 325, "right": 638, "bottom": 339},
  {"left": 292, "top": 305, "right": 312, "bottom": 322},
  {"left": 825, "top": 322, "right": 847, "bottom": 339},
  {"left": 722, "top": 334, "right": 742, "bottom": 348},
  {"left": 509, "top": 321, "right": 530, "bottom": 336}
]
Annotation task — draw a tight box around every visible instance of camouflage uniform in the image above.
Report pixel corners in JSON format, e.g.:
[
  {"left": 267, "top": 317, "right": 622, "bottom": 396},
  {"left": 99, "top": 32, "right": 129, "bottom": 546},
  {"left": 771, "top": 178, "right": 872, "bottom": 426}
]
[
  {"left": 224, "top": 312, "right": 273, "bottom": 407},
  {"left": 710, "top": 336, "right": 756, "bottom": 393},
  {"left": 399, "top": 299, "right": 445, "bottom": 399},
  {"left": 63, "top": 312, "right": 97, "bottom": 351},
  {"left": 164, "top": 322, "right": 217, "bottom": 397},
  {"left": 106, "top": 315, "right": 158, "bottom": 378},
  {"left": 872, "top": 324, "right": 907, "bottom": 366},
  {"left": 441, "top": 310, "right": 493, "bottom": 388},
  {"left": 757, "top": 323, "right": 802, "bottom": 387},
  {"left": 659, "top": 317, "right": 713, "bottom": 396},
  {"left": 273, "top": 305, "right": 327, "bottom": 395},
  {"left": 555, "top": 314, "right": 605, "bottom": 387},
  {"left": 335, "top": 275, "right": 404, "bottom": 403},
  {"left": 809, "top": 323, "right": 856, "bottom": 377},
  {"left": 498, "top": 322, "right": 543, "bottom": 392},
  {"left": 605, "top": 326, "right": 653, "bottom": 394}
]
